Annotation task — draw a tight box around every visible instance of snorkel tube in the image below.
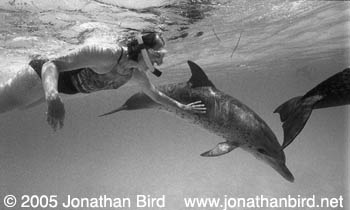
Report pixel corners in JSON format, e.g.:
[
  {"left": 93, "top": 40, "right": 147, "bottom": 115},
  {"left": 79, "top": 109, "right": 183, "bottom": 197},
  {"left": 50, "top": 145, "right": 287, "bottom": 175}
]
[{"left": 136, "top": 35, "right": 162, "bottom": 77}]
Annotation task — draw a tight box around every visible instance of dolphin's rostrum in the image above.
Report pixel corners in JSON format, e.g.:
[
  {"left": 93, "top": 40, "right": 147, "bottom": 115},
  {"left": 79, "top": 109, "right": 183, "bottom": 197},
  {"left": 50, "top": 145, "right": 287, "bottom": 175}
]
[{"left": 101, "top": 61, "right": 295, "bottom": 182}]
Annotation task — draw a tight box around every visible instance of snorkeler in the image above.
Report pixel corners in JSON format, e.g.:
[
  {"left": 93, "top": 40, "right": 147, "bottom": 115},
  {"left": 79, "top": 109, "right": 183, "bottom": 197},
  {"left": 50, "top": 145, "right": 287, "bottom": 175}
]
[{"left": 0, "top": 32, "right": 206, "bottom": 130}]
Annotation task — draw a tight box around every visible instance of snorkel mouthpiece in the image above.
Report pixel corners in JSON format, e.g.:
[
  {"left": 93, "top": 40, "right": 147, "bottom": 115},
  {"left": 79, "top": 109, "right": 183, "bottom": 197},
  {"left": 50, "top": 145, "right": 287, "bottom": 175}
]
[
  {"left": 136, "top": 35, "right": 162, "bottom": 77},
  {"left": 152, "top": 68, "right": 162, "bottom": 77}
]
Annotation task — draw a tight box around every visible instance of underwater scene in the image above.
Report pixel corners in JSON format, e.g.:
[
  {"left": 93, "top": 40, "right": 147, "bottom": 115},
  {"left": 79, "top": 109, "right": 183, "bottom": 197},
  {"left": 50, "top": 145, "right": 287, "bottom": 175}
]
[{"left": 0, "top": 0, "right": 349, "bottom": 209}]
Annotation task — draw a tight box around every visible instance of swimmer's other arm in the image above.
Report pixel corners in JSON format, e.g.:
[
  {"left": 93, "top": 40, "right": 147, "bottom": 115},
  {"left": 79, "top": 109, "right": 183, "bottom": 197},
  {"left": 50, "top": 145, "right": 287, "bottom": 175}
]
[
  {"left": 41, "top": 62, "right": 64, "bottom": 131},
  {"left": 40, "top": 45, "right": 122, "bottom": 130}
]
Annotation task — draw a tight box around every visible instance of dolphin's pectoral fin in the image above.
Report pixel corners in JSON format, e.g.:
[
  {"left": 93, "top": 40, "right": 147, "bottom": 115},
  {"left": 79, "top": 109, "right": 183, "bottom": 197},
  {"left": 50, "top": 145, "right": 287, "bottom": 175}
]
[{"left": 200, "top": 142, "right": 238, "bottom": 157}]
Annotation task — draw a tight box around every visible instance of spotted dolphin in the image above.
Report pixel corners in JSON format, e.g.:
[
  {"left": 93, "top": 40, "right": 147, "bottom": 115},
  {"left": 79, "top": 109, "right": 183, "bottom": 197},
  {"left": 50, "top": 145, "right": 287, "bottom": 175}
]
[
  {"left": 101, "top": 61, "right": 294, "bottom": 182},
  {"left": 275, "top": 68, "right": 350, "bottom": 149}
]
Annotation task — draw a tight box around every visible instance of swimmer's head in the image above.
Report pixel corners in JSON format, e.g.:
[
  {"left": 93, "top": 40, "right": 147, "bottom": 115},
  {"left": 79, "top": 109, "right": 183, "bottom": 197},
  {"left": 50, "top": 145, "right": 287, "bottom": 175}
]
[
  {"left": 127, "top": 32, "right": 166, "bottom": 66},
  {"left": 127, "top": 32, "right": 166, "bottom": 77},
  {"left": 141, "top": 32, "right": 165, "bottom": 51}
]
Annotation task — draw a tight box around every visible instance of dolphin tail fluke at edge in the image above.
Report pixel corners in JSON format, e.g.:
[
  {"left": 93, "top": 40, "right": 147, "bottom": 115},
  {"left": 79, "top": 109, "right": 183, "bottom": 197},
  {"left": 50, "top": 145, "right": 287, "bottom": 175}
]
[
  {"left": 274, "top": 97, "right": 303, "bottom": 122},
  {"left": 274, "top": 95, "right": 321, "bottom": 149},
  {"left": 99, "top": 105, "right": 128, "bottom": 117}
]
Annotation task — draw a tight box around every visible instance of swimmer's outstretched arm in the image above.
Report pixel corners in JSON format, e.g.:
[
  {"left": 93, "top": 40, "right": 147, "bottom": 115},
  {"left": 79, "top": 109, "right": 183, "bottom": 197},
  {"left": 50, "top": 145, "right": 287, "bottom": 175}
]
[{"left": 132, "top": 69, "right": 206, "bottom": 114}]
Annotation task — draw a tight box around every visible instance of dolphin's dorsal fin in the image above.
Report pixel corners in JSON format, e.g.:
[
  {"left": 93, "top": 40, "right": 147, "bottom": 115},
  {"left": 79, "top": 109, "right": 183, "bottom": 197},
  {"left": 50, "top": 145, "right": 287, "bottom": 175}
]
[{"left": 187, "top": 60, "right": 215, "bottom": 88}]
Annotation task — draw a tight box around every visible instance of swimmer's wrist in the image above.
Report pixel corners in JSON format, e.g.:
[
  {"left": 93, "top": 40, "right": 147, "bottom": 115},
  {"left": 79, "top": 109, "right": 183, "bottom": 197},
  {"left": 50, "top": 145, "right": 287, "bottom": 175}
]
[
  {"left": 178, "top": 103, "right": 188, "bottom": 110},
  {"left": 45, "top": 90, "right": 59, "bottom": 101}
]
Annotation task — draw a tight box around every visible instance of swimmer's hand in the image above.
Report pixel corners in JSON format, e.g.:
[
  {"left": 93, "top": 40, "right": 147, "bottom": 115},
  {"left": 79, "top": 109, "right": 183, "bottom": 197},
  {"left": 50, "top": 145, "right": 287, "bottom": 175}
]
[
  {"left": 181, "top": 101, "right": 207, "bottom": 114},
  {"left": 46, "top": 93, "right": 65, "bottom": 131}
]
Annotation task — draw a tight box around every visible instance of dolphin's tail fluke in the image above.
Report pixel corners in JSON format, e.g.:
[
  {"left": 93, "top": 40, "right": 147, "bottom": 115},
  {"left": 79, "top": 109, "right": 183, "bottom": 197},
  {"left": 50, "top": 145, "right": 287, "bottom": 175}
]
[
  {"left": 99, "top": 105, "right": 128, "bottom": 117},
  {"left": 275, "top": 97, "right": 302, "bottom": 122},
  {"left": 274, "top": 95, "right": 321, "bottom": 149}
]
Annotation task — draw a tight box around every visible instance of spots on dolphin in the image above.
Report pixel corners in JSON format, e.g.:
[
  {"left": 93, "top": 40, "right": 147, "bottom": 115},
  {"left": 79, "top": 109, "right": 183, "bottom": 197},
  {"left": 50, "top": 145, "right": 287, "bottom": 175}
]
[
  {"left": 238, "top": 111, "right": 249, "bottom": 121},
  {"left": 195, "top": 31, "right": 204, "bottom": 37},
  {"left": 235, "top": 108, "right": 259, "bottom": 128},
  {"left": 209, "top": 87, "right": 217, "bottom": 97}
]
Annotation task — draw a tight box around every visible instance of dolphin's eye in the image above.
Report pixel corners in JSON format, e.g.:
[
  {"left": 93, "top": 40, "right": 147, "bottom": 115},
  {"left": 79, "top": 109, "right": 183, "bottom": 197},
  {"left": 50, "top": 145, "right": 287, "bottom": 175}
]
[{"left": 258, "top": 148, "right": 267, "bottom": 154}]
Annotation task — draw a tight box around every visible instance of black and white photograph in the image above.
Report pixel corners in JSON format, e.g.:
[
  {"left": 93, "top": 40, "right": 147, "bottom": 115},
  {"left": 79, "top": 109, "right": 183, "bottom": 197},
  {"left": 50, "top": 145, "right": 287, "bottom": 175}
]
[{"left": 0, "top": 0, "right": 349, "bottom": 209}]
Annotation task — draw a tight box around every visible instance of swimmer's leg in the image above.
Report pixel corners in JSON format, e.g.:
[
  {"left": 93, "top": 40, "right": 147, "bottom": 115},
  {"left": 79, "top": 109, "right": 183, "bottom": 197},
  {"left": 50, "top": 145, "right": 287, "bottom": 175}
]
[{"left": 0, "top": 64, "right": 44, "bottom": 113}]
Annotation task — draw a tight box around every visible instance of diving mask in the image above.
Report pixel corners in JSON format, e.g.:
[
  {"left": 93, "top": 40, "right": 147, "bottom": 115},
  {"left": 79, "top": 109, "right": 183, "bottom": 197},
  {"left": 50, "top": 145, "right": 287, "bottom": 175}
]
[{"left": 136, "top": 35, "right": 162, "bottom": 77}]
